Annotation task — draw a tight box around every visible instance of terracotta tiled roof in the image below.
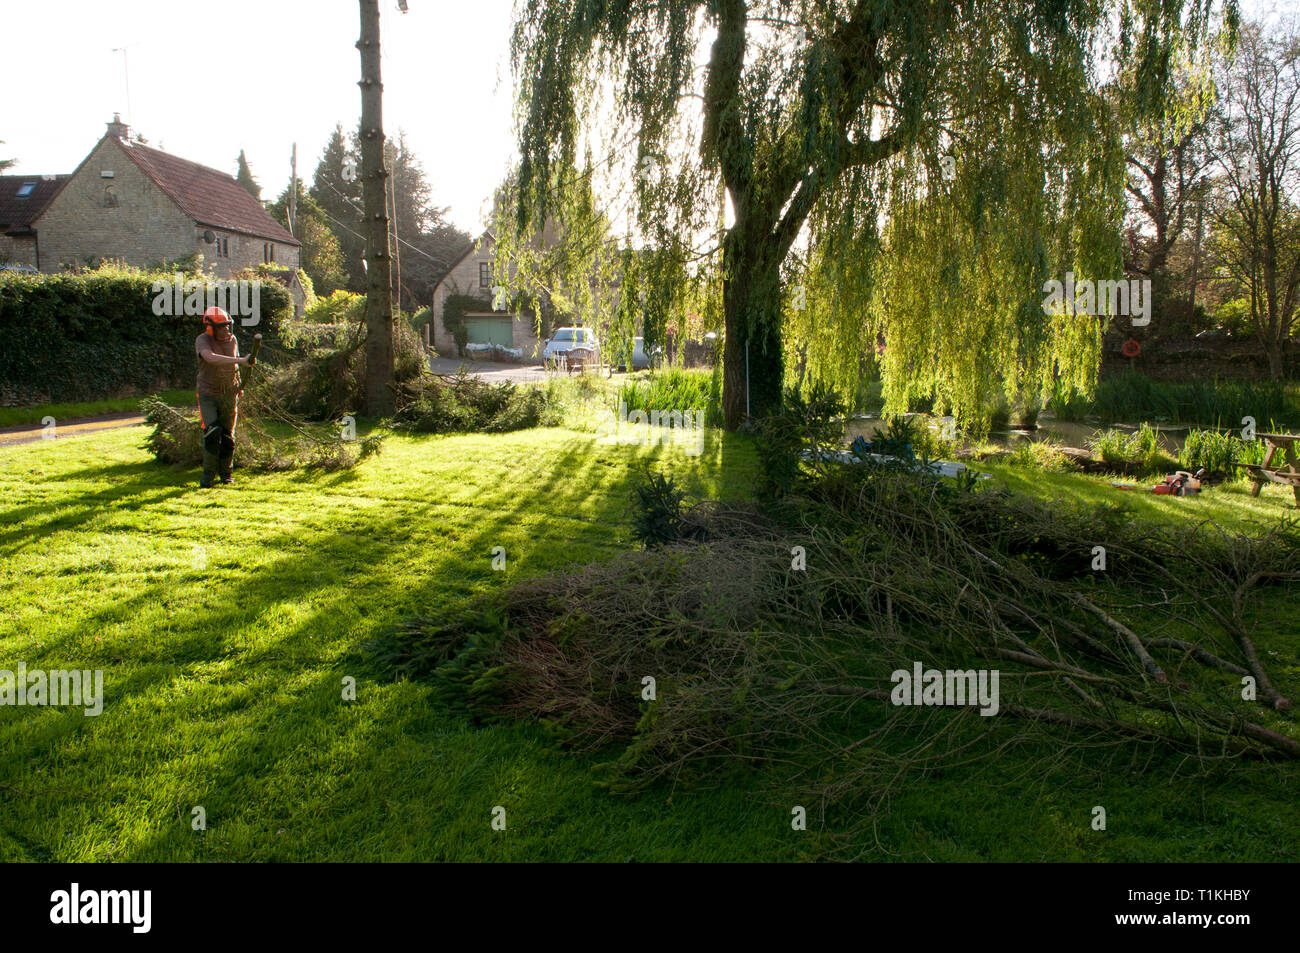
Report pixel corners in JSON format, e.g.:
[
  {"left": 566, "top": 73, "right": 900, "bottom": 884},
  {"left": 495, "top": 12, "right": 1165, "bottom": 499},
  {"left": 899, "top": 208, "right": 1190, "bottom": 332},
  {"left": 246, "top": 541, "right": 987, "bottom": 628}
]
[
  {"left": 0, "top": 175, "right": 69, "bottom": 234},
  {"left": 261, "top": 268, "right": 302, "bottom": 286},
  {"left": 112, "top": 138, "right": 300, "bottom": 245}
]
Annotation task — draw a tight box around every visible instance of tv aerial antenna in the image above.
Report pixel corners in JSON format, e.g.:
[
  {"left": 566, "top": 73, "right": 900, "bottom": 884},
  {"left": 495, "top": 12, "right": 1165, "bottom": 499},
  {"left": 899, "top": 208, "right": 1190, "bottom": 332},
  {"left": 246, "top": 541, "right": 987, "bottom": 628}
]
[{"left": 111, "top": 44, "right": 138, "bottom": 127}]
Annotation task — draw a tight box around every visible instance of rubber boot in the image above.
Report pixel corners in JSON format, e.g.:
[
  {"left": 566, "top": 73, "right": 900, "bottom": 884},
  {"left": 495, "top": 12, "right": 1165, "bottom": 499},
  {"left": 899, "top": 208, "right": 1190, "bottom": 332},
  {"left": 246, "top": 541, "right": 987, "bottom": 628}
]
[
  {"left": 218, "top": 428, "right": 235, "bottom": 484},
  {"left": 202, "top": 422, "right": 223, "bottom": 487}
]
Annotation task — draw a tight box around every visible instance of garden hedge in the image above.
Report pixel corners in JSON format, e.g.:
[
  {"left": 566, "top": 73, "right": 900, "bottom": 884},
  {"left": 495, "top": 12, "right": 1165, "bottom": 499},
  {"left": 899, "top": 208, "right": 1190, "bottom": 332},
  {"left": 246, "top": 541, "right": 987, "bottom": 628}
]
[{"left": 0, "top": 267, "right": 290, "bottom": 405}]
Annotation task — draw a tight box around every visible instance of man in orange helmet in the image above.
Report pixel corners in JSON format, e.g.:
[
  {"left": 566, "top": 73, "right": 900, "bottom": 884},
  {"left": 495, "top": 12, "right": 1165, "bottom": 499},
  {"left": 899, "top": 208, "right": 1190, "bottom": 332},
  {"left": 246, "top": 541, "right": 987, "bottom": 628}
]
[{"left": 195, "top": 306, "right": 250, "bottom": 488}]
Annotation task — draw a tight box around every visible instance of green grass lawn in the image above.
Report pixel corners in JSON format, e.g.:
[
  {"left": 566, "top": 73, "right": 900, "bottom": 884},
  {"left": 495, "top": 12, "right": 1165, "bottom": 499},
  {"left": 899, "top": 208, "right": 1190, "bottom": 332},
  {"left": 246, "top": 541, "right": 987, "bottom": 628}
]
[
  {"left": 2, "top": 421, "right": 1297, "bottom": 861},
  {"left": 976, "top": 459, "right": 1300, "bottom": 532}
]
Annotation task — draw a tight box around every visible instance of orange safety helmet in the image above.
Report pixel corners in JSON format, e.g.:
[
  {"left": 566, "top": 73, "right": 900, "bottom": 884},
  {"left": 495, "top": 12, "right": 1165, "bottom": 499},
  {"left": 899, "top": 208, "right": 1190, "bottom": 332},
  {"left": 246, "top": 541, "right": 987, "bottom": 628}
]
[{"left": 203, "top": 306, "right": 233, "bottom": 337}]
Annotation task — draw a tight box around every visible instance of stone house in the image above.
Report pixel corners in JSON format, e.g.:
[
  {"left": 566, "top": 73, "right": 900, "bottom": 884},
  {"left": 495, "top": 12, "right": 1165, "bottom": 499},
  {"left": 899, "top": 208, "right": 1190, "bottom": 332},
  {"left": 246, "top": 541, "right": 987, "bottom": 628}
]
[
  {"left": 430, "top": 230, "right": 545, "bottom": 359},
  {"left": 28, "top": 117, "right": 303, "bottom": 311},
  {"left": 0, "top": 175, "right": 68, "bottom": 268},
  {"left": 430, "top": 224, "right": 626, "bottom": 361}
]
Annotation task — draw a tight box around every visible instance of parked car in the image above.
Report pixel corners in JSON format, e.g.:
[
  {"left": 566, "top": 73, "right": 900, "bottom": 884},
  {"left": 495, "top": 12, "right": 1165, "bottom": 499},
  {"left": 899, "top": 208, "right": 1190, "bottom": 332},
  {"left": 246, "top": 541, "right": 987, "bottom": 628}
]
[
  {"left": 0, "top": 262, "right": 38, "bottom": 274},
  {"left": 630, "top": 336, "right": 664, "bottom": 371},
  {"left": 543, "top": 327, "right": 601, "bottom": 367}
]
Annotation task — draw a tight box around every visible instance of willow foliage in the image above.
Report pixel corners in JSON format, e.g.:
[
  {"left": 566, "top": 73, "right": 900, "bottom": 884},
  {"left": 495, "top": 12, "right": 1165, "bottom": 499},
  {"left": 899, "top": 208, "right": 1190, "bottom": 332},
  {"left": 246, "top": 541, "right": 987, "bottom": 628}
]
[{"left": 503, "top": 0, "right": 1235, "bottom": 431}]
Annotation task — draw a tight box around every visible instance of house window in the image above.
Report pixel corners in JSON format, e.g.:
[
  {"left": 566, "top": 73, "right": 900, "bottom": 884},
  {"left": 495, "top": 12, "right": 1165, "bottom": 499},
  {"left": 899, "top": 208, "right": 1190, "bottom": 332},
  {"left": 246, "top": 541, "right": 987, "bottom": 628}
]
[
  {"left": 263, "top": 243, "right": 273, "bottom": 263},
  {"left": 16, "top": 182, "right": 36, "bottom": 199},
  {"left": 479, "top": 262, "right": 493, "bottom": 288},
  {"left": 216, "top": 237, "right": 229, "bottom": 258}
]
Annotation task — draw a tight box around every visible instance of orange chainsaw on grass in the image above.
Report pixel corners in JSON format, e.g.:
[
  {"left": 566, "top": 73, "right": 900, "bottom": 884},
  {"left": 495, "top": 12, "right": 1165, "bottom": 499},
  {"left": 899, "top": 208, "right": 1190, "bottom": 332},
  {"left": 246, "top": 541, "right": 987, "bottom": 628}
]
[{"left": 1112, "top": 468, "right": 1207, "bottom": 496}]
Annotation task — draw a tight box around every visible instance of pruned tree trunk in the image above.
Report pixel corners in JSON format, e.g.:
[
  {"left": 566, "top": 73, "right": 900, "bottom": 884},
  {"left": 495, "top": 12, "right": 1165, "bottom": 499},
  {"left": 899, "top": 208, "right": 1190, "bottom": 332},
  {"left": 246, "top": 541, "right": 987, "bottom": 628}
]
[
  {"left": 1264, "top": 337, "right": 1285, "bottom": 380},
  {"left": 358, "top": 0, "right": 395, "bottom": 417},
  {"left": 721, "top": 232, "right": 784, "bottom": 429}
]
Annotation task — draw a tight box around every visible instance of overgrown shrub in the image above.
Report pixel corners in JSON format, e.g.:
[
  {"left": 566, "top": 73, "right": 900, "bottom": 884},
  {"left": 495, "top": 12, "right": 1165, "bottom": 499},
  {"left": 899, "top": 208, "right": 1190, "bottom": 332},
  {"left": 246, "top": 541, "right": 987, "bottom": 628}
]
[
  {"left": 1087, "top": 424, "right": 1173, "bottom": 472},
  {"left": 628, "top": 469, "right": 693, "bottom": 547},
  {"left": 303, "top": 289, "right": 364, "bottom": 324},
  {"left": 1088, "top": 428, "right": 1131, "bottom": 464},
  {"left": 862, "top": 414, "right": 921, "bottom": 463},
  {"left": 0, "top": 264, "right": 290, "bottom": 404},
  {"left": 409, "top": 306, "right": 433, "bottom": 339},
  {"left": 1007, "top": 439, "right": 1071, "bottom": 472},
  {"left": 753, "top": 381, "right": 845, "bottom": 496}
]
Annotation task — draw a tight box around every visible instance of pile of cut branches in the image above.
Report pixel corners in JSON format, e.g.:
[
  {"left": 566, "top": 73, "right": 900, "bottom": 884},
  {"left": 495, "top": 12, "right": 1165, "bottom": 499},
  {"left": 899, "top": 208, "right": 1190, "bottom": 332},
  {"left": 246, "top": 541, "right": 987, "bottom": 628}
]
[
  {"left": 266, "top": 319, "right": 428, "bottom": 421},
  {"left": 382, "top": 464, "right": 1300, "bottom": 823},
  {"left": 141, "top": 394, "right": 382, "bottom": 472}
]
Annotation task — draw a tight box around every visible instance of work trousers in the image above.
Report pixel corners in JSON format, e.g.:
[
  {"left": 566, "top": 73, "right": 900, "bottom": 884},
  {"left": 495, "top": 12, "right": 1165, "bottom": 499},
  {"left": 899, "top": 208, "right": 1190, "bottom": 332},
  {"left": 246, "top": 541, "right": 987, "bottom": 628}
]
[{"left": 197, "top": 392, "right": 239, "bottom": 480}]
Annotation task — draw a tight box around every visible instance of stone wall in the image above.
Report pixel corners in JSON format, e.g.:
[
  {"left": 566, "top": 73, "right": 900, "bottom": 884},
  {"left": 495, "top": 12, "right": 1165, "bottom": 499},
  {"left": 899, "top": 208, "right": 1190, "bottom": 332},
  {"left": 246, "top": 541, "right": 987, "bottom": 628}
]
[
  {"left": 202, "top": 228, "right": 301, "bottom": 280},
  {"left": 0, "top": 234, "right": 37, "bottom": 268}
]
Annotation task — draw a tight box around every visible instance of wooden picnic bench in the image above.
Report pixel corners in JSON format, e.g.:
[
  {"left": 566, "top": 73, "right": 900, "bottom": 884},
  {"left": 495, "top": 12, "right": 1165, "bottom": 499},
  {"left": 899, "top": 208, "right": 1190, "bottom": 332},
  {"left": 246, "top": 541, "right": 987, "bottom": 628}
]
[{"left": 1240, "top": 432, "right": 1300, "bottom": 505}]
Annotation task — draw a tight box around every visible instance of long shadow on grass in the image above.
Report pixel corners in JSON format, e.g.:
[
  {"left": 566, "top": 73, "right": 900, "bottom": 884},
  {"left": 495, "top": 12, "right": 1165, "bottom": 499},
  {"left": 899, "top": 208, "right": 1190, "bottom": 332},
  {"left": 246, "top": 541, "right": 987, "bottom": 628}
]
[
  {"left": 0, "top": 461, "right": 190, "bottom": 555},
  {"left": 0, "top": 428, "right": 761, "bottom": 859}
]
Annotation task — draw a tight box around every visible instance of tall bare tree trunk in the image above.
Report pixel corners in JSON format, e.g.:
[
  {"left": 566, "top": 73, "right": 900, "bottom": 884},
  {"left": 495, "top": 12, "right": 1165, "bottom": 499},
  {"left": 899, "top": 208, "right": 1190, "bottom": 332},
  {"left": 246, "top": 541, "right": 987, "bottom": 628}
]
[
  {"left": 358, "top": 0, "right": 395, "bottom": 417},
  {"left": 720, "top": 213, "right": 785, "bottom": 430},
  {"left": 1187, "top": 194, "right": 1204, "bottom": 318}
]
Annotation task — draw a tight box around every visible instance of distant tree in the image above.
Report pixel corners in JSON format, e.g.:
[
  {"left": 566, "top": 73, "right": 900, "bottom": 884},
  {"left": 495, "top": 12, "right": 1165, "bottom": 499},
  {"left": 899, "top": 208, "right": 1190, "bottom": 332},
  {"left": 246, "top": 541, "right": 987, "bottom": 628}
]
[
  {"left": 1122, "top": 63, "right": 1216, "bottom": 335},
  {"left": 235, "top": 150, "right": 261, "bottom": 201},
  {"left": 0, "top": 142, "right": 14, "bottom": 172},
  {"left": 1207, "top": 19, "right": 1300, "bottom": 379},
  {"left": 269, "top": 180, "right": 348, "bottom": 297},
  {"left": 311, "top": 122, "right": 470, "bottom": 307},
  {"left": 311, "top": 123, "right": 366, "bottom": 292},
  {"left": 386, "top": 130, "right": 472, "bottom": 310}
]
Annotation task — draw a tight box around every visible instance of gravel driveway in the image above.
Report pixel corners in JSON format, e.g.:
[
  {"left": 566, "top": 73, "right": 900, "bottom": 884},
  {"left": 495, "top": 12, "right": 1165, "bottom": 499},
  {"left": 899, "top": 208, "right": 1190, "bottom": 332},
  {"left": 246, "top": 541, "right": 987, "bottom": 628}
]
[{"left": 429, "top": 356, "right": 608, "bottom": 384}]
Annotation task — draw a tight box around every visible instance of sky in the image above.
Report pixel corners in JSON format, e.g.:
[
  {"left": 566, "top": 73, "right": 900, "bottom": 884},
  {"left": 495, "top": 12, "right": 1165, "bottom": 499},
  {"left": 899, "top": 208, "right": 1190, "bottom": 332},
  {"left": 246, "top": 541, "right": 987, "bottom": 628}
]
[
  {"left": 3, "top": 0, "right": 1295, "bottom": 237},
  {"left": 2, "top": 0, "right": 518, "bottom": 234}
]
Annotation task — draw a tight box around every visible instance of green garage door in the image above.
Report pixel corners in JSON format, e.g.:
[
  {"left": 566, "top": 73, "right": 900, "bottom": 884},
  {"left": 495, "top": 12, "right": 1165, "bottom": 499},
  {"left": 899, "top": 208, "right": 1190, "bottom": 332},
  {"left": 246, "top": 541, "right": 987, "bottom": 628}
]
[{"left": 464, "top": 317, "right": 514, "bottom": 347}]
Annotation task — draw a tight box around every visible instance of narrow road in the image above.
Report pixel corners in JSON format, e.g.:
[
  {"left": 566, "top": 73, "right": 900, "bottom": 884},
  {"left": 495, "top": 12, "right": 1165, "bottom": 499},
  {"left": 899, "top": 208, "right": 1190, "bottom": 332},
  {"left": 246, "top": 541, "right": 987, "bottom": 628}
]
[
  {"left": 429, "top": 356, "right": 601, "bottom": 384},
  {"left": 0, "top": 412, "right": 145, "bottom": 448}
]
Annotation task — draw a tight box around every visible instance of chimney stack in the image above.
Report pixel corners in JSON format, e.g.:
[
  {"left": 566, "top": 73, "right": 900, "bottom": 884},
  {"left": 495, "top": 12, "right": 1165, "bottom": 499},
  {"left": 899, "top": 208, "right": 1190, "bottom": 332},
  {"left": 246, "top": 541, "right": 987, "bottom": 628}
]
[{"left": 107, "top": 113, "right": 130, "bottom": 139}]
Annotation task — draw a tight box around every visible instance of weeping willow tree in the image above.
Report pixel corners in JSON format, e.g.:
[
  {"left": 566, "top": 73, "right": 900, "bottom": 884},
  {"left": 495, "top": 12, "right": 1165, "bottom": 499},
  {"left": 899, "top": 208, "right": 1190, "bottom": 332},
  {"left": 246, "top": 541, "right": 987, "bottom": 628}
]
[
  {"left": 489, "top": 163, "right": 622, "bottom": 353},
  {"left": 504, "top": 0, "right": 1234, "bottom": 431}
]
